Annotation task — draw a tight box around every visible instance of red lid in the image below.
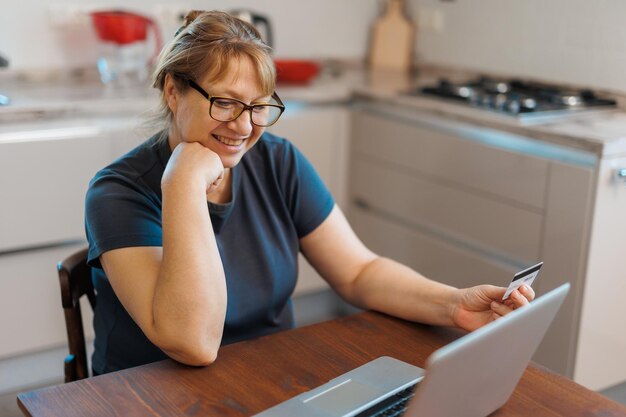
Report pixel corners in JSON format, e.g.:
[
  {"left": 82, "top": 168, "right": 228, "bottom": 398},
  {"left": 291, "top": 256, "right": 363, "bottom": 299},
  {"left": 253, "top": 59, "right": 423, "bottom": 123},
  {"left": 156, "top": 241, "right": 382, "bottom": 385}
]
[
  {"left": 274, "top": 59, "right": 321, "bottom": 84},
  {"left": 91, "top": 11, "right": 151, "bottom": 45}
]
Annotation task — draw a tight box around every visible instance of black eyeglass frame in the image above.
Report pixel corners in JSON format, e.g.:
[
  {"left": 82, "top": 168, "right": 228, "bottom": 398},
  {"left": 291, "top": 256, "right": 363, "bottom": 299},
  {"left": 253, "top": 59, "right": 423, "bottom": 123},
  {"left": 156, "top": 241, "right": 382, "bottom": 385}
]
[{"left": 187, "top": 80, "right": 285, "bottom": 127}]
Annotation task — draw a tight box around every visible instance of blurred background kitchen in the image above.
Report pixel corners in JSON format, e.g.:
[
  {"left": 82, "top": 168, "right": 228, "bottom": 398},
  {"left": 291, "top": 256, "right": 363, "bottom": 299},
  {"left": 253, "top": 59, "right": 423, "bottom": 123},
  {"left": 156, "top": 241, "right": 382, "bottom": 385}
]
[{"left": 2, "top": 0, "right": 626, "bottom": 415}]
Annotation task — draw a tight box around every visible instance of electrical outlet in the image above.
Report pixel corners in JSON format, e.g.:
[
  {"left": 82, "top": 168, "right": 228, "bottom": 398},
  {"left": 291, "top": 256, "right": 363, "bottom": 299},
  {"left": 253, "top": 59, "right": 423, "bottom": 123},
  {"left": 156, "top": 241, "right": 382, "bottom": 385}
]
[
  {"left": 431, "top": 9, "right": 445, "bottom": 32},
  {"left": 416, "top": 9, "right": 445, "bottom": 33}
]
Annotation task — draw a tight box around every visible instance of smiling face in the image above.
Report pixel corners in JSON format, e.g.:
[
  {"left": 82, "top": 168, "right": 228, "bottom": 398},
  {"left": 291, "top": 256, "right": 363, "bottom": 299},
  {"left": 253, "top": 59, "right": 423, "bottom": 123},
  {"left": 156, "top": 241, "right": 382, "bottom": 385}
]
[{"left": 165, "top": 55, "right": 270, "bottom": 169}]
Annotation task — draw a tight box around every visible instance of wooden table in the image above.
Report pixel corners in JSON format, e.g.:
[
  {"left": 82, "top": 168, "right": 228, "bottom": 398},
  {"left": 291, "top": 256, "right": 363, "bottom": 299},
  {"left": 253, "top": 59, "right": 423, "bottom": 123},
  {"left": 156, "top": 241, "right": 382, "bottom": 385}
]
[{"left": 17, "top": 311, "right": 626, "bottom": 416}]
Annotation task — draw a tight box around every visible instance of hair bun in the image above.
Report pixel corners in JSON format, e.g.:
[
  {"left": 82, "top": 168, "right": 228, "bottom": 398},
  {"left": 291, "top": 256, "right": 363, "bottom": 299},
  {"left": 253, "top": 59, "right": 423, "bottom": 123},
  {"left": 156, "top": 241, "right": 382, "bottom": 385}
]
[
  {"left": 183, "top": 10, "right": 206, "bottom": 26},
  {"left": 175, "top": 10, "right": 206, "bottom": 36}
]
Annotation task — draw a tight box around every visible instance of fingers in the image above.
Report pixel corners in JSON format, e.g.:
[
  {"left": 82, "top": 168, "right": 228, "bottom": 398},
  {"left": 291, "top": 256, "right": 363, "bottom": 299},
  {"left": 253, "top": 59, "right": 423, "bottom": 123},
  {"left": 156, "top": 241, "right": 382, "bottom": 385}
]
[
  {"left": 518, "top": 284, "right": 535, "bottom": 302},
  {"left": 206, "top": 169, "right": 224, "bottom": 195},
  {"left": 491, "top": 301, "right": 513, "bottom": 316},
  {"left": 491, "top": 287, "right": 532, "bottom": 318},
  {"left": 478, "top": 284, "right": 506, "bottom": 301},
  {"left": 510, "top": 288, "right": 530, "bottom": 308},
  {"left": 206, "top": 177, "right": 222, "bottom": 195},
  {"left": 503, "top": 299, "right": 515, "bottom": 308},
  {"left": 213, "top": 171, "right": 224, "bottom": 187}
]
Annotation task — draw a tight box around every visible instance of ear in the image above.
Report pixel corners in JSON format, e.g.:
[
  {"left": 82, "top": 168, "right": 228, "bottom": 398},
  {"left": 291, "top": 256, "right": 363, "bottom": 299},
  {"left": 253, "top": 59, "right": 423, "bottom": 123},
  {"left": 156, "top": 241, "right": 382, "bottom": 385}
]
[{"left": 163, "top": 73, "right": 178, "bottom": 113}]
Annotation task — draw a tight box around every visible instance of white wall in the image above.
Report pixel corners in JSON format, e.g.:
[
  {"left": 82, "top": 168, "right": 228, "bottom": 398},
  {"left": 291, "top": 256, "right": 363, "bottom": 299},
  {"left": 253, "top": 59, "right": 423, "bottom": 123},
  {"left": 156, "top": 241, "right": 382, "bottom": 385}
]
[
  {"left": 410, "top": 0, "right": 626, "bottom": 93},
  {"left": 1, "top": 0, "right": 380, "bottom": 72},
  {"left": 5, "top": 0, "right": 626, "bottom": 93}
]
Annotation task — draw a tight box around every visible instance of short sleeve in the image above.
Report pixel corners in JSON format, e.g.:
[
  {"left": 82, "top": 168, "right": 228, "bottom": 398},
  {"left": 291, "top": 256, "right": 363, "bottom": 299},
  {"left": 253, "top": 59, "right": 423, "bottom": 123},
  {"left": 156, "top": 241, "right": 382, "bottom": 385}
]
[
  {"left": 85, "top": 171, "right": 163, "bottom": 269},
  {"left": 280, "top": 141, "right": 335, "bottom": 238}
]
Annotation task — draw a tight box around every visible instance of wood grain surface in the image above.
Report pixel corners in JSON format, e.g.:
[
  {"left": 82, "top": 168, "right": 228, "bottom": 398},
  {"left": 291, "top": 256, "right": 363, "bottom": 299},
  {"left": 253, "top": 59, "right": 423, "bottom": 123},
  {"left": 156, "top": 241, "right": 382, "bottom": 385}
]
[
  {"left": 18, "top": 311, "right": 626, "bottom": 416},
  {"left": 369, "top": 0, "right": 414, "bottom": 71}
]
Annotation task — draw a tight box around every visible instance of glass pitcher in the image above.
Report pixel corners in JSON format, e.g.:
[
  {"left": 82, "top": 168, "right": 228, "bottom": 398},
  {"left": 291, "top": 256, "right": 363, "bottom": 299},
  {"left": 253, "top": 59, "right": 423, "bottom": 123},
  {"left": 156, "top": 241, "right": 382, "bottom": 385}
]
[{"left": 91, "top": 10, "right": 162, "bottom": 86}]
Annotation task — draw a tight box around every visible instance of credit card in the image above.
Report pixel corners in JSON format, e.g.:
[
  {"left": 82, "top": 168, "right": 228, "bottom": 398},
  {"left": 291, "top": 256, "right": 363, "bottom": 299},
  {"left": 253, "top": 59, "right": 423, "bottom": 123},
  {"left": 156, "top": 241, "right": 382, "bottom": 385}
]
[{"left": 502, "top": 262, "right": 543, "bottom": 301}]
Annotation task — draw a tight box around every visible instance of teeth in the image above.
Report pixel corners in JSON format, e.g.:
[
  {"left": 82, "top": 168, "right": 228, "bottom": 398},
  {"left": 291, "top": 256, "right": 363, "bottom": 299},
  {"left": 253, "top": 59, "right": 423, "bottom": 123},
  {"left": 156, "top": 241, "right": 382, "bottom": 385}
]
[{"left": 215, "top": 135, "right": 244, "bottom": 146}]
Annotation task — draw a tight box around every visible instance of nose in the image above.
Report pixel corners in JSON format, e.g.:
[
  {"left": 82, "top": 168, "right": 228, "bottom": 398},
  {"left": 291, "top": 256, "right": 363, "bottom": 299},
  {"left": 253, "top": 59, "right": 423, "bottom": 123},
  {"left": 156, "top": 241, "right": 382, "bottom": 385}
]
[{"left": 226, "top": 109, "right": 254, "bottom": 136}]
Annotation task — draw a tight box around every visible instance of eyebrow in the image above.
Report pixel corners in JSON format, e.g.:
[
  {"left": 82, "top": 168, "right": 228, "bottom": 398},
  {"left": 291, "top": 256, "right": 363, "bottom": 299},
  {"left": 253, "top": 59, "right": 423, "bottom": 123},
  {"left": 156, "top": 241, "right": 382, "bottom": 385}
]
[{"left": 214, "top": 89, "right": 272, "bottom": 103}]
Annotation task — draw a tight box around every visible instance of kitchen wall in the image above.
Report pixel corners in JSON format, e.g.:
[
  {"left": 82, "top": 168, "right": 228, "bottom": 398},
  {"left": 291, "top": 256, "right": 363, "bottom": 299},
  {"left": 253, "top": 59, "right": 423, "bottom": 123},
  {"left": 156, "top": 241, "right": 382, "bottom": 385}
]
[
  {"left": 1, "top": 0, "right": 380, "bottom": 72},
  {"left": 410, "top": 0, "right": 626, "bottom": 93},
  {"left": 7, "top": 0, "right": 626, "bottom": 94},
  {"left": 5, "top": 0, "right": 626, "bottom": 94}
]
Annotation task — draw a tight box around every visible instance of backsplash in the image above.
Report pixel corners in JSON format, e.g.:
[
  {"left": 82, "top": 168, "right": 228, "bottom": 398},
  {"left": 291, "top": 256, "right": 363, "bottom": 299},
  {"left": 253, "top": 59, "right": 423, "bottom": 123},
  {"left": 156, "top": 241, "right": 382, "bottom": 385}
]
[
  {"left": 409, "top": 0, "right": 626, "bottom": 93},
  {"left": 1, "top": 0, "right": 379, "bottom": 72}
]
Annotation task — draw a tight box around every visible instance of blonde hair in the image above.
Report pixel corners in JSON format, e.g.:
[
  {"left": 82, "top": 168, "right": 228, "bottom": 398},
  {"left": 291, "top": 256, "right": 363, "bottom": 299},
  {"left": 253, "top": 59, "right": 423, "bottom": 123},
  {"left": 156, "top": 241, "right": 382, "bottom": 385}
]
[{"left": 149, "top": 10, "right": 276, "bottom": 142}]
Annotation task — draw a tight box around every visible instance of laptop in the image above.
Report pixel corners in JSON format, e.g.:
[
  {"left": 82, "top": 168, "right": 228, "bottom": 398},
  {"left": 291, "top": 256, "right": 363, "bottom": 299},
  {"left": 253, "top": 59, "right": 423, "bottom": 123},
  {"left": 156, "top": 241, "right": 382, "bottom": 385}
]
[{"left": 254, "top": 282, "right": 570, "bottom": 417}]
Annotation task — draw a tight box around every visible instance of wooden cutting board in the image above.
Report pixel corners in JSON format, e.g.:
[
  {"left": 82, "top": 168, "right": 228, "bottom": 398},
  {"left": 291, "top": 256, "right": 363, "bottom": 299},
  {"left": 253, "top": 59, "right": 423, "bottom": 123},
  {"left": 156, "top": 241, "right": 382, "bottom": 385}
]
[{"left": 369, "top": 0, "right": 415, "bottom": 71}]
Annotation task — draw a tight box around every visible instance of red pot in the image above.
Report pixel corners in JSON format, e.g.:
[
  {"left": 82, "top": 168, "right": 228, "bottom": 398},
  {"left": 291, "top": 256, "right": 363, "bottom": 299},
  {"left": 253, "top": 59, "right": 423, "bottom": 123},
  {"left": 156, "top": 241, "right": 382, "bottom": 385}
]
[
  {"left": 274, "top": 59, "right": 321, "bottom": 84},
  {"left": 91, "top": 10, "right": 162, "bottom": 61}
]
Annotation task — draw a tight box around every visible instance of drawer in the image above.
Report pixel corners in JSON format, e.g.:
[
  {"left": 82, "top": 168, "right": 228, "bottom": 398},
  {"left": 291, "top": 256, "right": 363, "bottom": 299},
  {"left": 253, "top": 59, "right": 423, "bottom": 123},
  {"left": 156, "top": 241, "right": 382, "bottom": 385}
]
[
  {"left": 0, "top": 243, "right": 90, "bottom": 358},
  {"left": 0, "top": 134, "right": 113, "bottom": 251},
  {"left": 350, "top": 206, "right": 518, "bottom": 289},
  {"left": 352, "top": 110, "right": 550, "bottom": 210},
  {"left": 351, "top": 158, "right": 543, "bottom": 264}
]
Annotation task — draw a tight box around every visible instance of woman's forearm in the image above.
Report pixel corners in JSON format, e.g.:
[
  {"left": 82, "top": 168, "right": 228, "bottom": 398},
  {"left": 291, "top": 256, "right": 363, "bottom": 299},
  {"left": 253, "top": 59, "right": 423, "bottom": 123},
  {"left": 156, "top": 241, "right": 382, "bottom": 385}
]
[
  {"left": 152, "top": 179, "right": 227, "bottom": 362},
  {"left": 339, "top": 257, "right": 459, "bottom": 327}
]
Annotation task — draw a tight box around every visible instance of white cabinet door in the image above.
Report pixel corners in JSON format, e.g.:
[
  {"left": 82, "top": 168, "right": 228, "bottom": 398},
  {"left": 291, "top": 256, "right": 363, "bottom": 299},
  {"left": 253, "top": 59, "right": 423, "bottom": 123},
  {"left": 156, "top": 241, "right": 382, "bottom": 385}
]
[
  {"left": 0, "top": 134, "right": 111, "bottom": 251},
  {"left": 0, "top": 242, "right": 89, "bottom": 358},
  {"left": 268, "top": 104, "right": 350, "bottom": 295},
  {"left": 110, "top": 129, "right": 150, "bottom": 160},
  {"left": 0, "top": 122, "right": 146, "bottom": 253},
  {"left": 351, "top": 158, "right": 544, "bottom": 264},
  {"left": 575, "top": 156, "right": 626, "bottom": 390},
  {"left": 352, "top": 110, "right": 550, "bottom": 210},
  {"left": 350, "top": 108, "right": 548, "bottom": 271}
]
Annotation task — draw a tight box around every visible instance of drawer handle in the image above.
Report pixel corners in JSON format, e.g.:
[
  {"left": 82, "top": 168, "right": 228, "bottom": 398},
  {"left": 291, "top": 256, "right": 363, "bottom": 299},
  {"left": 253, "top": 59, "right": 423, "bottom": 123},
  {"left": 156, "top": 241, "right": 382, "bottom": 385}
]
[{"left": 352, "top": 198, "right": 371, "bottom": 209}]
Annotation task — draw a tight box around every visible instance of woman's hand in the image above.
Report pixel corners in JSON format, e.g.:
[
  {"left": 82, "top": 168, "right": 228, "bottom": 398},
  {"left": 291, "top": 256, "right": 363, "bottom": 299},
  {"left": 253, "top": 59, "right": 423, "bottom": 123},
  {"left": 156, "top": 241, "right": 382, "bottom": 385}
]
[
  {"left": 450, "top": 284, "right": 535, "bottom": 332},
  {"left": 162, "top": 141, "right": 224, "bottom": 195}
]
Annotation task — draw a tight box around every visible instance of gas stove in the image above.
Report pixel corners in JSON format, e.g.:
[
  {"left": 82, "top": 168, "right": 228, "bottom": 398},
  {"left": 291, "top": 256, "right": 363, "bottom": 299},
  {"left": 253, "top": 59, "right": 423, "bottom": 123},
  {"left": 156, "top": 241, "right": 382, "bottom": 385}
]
[{"left": 406, "top": 76, "right": 618, "bottom": 122}]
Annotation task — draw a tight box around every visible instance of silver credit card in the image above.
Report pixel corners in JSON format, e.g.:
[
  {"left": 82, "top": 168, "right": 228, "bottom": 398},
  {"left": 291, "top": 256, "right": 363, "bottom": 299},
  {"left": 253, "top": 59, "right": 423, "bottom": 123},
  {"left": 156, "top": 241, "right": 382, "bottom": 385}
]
[{"left": 502, "top": 262, "right": 543, "bottom": 301}]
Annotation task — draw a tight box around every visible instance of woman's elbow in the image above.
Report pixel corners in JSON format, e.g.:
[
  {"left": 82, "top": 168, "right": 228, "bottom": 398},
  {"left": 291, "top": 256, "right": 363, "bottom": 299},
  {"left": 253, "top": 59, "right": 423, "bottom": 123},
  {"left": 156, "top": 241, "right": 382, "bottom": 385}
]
[
  {"left": 167, "top": 340, "right": 220, "bottom": 367},
  {"left": 155, "top": 330, "right": 222, "bottom": 367},
  {"left": 180, "top": 344, "right": 219, "bottom": 366}
]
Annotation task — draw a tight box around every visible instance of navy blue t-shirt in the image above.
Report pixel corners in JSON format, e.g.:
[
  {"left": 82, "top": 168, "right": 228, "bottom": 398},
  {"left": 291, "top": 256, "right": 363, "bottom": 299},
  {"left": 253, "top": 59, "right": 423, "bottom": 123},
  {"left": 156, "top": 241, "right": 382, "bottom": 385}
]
[{"left": 85, "top": 132, "right": 334, "bottom": 374}]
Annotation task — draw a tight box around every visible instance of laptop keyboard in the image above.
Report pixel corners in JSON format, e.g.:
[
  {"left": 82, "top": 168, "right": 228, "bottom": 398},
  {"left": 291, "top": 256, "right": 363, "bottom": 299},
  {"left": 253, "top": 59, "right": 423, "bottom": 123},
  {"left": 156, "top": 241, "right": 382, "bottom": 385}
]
[{"left": 354, "top": 384, "right": 418, "bottom": 417}]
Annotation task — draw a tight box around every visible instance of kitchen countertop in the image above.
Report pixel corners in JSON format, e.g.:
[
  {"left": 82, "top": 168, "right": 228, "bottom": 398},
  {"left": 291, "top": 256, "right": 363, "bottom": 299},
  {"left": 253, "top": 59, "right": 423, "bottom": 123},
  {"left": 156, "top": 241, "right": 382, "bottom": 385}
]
[
  {"left": 352, "top": 66, "right": 626, "bottom": 158},
  {"left": 2, "top": 64, "right": 626, "bottom": 158},
  {"left": 0, "top": 78, "right": 159, "bottom": 122},
  {"left": 357, "top": 85, "right": 626, "bottom": 158}
]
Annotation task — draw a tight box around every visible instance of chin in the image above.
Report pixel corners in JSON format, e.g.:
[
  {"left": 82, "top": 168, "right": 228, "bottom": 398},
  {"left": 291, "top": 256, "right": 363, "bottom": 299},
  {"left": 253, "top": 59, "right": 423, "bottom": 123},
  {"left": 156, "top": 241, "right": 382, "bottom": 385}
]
[{"left": 219, "top": 155, "right": 244, "bottom": 169}]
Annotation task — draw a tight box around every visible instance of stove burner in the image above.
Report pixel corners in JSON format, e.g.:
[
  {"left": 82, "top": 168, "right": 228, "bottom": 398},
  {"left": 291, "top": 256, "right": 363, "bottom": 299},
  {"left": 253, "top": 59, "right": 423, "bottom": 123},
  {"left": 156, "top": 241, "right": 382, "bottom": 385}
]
[{"left": 412, "top": 76, "right": 617, "bottom": 117}]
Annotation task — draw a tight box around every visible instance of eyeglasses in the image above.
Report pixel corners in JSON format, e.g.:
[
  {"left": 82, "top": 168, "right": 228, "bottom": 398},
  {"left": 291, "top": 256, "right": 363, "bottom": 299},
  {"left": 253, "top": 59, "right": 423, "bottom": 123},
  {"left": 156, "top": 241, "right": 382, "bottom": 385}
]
[{"left": 188, "top": 80, "right": 285, "bottom": 127}]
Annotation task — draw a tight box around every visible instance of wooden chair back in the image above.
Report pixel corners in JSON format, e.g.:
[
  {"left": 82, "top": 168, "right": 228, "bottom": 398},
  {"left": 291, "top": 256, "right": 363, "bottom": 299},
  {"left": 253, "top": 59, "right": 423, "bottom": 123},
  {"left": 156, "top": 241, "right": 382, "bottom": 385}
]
[{"left": 57, "top": 247, "right": 95, "bottom": 382}]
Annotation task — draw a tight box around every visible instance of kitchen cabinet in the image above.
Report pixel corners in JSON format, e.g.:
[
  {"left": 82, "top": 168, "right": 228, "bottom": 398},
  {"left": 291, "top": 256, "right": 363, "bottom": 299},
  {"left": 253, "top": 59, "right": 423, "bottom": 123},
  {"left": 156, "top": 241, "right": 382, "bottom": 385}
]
[
  {"left": 348, "top": 102, "right": 611, "bottom": 387},
  {"left": 0, "top": 242, "right": 89, "bottom": 359},
  {"left": 0, "top": 118, "right": 144, "bottom": 391},
  {"left": 575, "top": 154, "right": 626, "bottom": 390},
  {"left": 1, "top": 128, "right": 117, "bottom": 252},
  {"left": 269, "top": 102, "right": 350, "bottom": 295}
]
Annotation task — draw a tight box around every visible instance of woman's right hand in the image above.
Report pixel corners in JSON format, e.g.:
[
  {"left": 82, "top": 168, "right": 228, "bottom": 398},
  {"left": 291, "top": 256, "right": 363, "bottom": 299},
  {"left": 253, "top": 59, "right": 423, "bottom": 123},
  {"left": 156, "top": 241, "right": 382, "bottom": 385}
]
[{"left": 162, "top": 141, "right": 224, "bottom": 194}]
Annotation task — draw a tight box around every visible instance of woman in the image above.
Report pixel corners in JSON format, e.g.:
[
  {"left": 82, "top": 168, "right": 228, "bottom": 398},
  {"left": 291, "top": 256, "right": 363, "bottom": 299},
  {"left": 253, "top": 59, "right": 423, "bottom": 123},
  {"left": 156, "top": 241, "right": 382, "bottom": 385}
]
[{"left": 85, "top": 10, "right": 534, "bottom": 375}]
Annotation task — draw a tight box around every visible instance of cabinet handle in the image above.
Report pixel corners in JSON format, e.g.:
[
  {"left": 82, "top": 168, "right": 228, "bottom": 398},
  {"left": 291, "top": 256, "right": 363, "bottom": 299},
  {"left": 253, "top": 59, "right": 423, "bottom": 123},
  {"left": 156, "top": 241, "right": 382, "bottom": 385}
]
[
  {"left": 617, "top": 168, "right": 626, "bottom": 183},
  {"left": 352, "top": 198, "right": 371, "bottom": 209}
]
